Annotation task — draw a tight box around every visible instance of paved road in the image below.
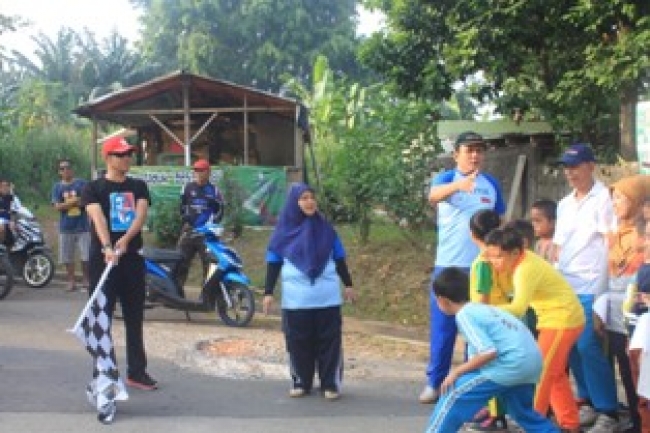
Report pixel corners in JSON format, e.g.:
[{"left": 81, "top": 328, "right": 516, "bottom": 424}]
[{"left": 0, "top": 278, "right": 431, "bottom": 433}]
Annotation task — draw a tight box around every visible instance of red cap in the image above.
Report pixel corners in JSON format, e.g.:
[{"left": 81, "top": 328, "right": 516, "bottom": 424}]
[
  {"left": 193, "top": 159, "right": 210, "bottom": 171},
  {"left": 102, "top": 136, "right": 134, "bottom": 157}
]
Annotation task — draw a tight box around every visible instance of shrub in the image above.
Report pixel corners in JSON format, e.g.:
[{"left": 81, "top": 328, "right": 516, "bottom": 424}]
[{"left": 153, "top": 199, "right": 182, "bottom": 247}]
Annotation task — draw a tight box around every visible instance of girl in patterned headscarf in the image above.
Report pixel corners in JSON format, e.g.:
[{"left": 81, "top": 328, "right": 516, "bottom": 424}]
[{"left": 263, "top": 183, "right": 355, "bottom": 400}]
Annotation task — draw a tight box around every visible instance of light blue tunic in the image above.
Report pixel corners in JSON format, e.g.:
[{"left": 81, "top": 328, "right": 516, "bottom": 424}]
[{"left": 266, "top": 236, "right": 346, "bottom": 310}]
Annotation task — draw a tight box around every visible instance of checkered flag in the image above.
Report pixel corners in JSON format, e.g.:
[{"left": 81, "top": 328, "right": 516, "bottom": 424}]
[{"left": 68, "top": 261, "right": 128, "bottom": 418}]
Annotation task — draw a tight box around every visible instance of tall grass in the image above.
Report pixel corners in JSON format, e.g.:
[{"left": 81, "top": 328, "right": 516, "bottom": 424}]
[{"left": 0, "top": 126, "right": 93, "bottom": 206}]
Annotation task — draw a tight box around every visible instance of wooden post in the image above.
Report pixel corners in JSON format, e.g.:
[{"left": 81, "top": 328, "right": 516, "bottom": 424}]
[
  {"left": 505, "top": 154, "right": 527, "bottom": 221},
  {"left": 182, "top": 77, "right": 191, "bottom": 167},
  {"left": 91, "top": 119, "right": 98, "bottom": 179},
  {"left": 243, "top": 95, "right": 248, "bottom": 165}
]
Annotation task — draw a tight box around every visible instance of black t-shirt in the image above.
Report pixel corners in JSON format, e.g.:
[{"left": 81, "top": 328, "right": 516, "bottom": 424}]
[
  {"left": 0, "top": 193, "right": 13, "bottom": 221},
  {"left": 81, "top": 177, "right": 151, "bottom": 254}
]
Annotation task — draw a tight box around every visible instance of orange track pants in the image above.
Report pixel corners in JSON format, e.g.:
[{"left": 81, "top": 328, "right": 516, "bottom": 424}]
[{"left": 535, "top": 326, "right": 584, "bottom": 430}]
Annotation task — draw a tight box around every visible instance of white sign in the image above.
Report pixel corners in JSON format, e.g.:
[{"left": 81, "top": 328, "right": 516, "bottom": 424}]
[{"left": 637, "top": 101, "right": 650, "bottom": 174}]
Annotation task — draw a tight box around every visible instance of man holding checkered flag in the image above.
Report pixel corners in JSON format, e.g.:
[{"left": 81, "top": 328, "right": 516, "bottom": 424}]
[{"left": 73, "top": 136, "right": 156, "bottom": 423}]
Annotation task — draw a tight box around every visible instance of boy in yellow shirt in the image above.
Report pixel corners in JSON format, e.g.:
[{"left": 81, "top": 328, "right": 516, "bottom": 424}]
[{"left": 485, "top": 226, "right": 585, "bottom": 432}]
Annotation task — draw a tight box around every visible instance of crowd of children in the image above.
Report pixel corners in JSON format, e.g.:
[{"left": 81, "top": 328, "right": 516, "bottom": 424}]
[{"left": 425, "top": 172, "right": 650, "bottom": 433}]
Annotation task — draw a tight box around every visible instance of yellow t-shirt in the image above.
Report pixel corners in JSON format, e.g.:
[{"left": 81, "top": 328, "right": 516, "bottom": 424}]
[
  {"left": 470, "top": 254, "right": 512, "bottom": 305},
  {"left": 497, "top": 250, "right": 585, "bottom": 329}
]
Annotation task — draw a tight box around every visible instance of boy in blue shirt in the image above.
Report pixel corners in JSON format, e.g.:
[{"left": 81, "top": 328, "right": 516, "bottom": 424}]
[{"left": 425, "top": 267, "right": 558, "bottom": 433}]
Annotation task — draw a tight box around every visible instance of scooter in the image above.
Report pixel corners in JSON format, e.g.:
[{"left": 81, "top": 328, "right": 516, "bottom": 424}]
[
  {"left": 144, "top": 222, "right": 255, "bottom": 327},
  {"left": 7, "top": 206, "right": 55, "bottom": 288},
  {"left": 0, "top": 245, "right": 14, "bottom": 299}
]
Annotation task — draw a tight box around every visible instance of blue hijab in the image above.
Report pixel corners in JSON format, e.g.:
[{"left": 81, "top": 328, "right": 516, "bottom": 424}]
[{"left": 268, "top": 183, "right": 336, "bottom": 282}]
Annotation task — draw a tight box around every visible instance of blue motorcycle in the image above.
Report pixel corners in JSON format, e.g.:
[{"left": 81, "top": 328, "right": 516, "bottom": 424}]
[{"left": 143, "top": 223, "right": 255, "bottom": 327}]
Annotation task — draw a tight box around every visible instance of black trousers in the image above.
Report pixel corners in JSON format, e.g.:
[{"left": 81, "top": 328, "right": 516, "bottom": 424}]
[
  {"left": 282, "top": 306, "right": 343, "bottom": 392},
  {"left": 176, "top": 227, "right": 209, "bottom": 291},
  {"left": 606, "top": 330, "right": 641, "bottom": 431},
  {"left": 89, "top": 252, "right": 147, "bottom": 379}
]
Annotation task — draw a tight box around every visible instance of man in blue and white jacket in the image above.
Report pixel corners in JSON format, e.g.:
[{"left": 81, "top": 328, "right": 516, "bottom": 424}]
[
  {"left": 176, "top": 159, "right": 224, "bottom": 290},
  {"left": 420, "top": 131, "right": 506, "bottom": 405}
]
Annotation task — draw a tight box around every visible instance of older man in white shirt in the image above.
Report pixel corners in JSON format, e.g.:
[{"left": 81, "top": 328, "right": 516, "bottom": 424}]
[{"left": 554, "top": 143, "right": 620, "bottom": 433}]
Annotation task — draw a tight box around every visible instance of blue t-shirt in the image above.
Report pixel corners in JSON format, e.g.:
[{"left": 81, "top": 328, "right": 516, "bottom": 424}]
[
  {"left": 266, "top": 235, "right": 346, "bottom": 310},
  {"left": 456, "top": 303, "right": 542, "bottom": 386},
  {"left": 431, "top": 170, "right": 505, "bottom": 267},
  {"left": 51, "top": 178, "right": 89, "bottom": 233}
]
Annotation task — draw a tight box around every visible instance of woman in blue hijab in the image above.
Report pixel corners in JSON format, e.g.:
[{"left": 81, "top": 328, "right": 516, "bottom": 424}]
[{"left": 263, "top": 183, "right": 355, "bottom": 400}]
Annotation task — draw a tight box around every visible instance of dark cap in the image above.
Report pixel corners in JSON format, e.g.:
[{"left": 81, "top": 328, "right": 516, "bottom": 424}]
[
  {"left": 454, "top": 131, "right": 485, "bottom": 149},
  {"left": 558, "top": 143, "right": 595, "bottom": 167},
  {"left": 638, "top": 264, "right": 650, "bottom": 294}
]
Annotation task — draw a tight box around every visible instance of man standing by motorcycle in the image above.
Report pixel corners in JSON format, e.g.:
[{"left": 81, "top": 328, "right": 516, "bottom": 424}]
[
  {"left": 176, "top": 159, "right": 224, "bottom": 290},
  {"left": 51, "top": 159, "right": 90, "bottom": 291}
]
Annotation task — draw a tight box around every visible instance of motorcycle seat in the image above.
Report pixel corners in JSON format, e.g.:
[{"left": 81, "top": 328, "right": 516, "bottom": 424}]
[{"left": 142, "top": 247, "right": 183, "bottom": 262}]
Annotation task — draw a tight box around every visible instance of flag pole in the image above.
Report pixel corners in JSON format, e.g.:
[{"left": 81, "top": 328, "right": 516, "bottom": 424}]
[{"left": 68, "top": 260, "right": 115, "bottom": 334}]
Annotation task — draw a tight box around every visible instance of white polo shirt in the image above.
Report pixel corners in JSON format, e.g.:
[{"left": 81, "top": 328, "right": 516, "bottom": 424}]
[{"left": 554, "top": 180, "right": 612, "bottom": 296}]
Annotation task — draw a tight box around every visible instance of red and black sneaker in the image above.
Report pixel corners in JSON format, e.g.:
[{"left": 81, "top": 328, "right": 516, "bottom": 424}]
[{"left": 126, "top": 372, "right": 158, "bottom": 391}]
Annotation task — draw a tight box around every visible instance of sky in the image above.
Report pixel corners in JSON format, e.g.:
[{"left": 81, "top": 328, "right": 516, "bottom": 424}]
[{"left": 0, "top": 0, "right": 385, "bottom": 60}]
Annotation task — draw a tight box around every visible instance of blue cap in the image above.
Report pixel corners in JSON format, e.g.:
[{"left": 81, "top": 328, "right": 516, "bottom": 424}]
[
  {"left": 558, "top": 144, "right": 595, "bottom": 167},
  {"left": 638, "top": 264, "right": 650, "bottom": 294}
]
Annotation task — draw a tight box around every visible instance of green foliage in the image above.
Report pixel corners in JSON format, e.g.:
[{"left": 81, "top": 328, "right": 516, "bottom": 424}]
[
  {"left": 362, "top": 0, "right": 650, "bottom": 151},
  {"left": 2, "top": 27, "right": 156, "bottom": 130},
  {"left": 152, "top": 198, "right": 183, "bottom": 247},
  {"left": 287, "top": 56, "right": 439, "bottom": 244},
  {"left": 134, "top": 0, "right": 367, "bottom": 91},
  {"left": 220, "top": 169, "right": 246, "bottom": 237},
  {"left": 0, "top": 125, "right": 92, "bottom": 204}
]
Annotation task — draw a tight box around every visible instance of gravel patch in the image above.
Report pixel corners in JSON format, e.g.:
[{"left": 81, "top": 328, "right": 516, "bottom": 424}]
[{"left": 112, "top": 314, "right": 429, "bottom": 382}]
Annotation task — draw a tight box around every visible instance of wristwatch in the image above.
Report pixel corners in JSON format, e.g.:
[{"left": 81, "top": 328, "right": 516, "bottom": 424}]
[{"left": 102, "top": 244, "right": 113, "bottom": 253}]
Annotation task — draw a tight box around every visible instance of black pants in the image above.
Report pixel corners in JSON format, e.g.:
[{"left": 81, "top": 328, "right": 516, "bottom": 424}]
[
  {"left": 89, "top": 252, "right": 147, "bottom": 379},
  {"left": 282, "top": 306, "right": 343, "bottom": 393},
  {"left": 606, "top": 330, "right": 640, "bottom": 431},
  {"left": 176, "top": 227, "right": 209, "bottom": 291}
]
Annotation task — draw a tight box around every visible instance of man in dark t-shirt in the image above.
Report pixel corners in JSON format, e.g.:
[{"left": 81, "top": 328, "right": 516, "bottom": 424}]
[{"left": 81, "top": 136, "right": 156, "bottom": 396}]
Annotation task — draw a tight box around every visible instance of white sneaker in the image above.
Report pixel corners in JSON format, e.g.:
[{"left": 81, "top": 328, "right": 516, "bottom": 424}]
[
  {"left": 97, "top": 401, "right": 116, "bottom": 424},
  {"left": 323, "top": 390, "right": 340, "bottom": 401},
  {"left": 418, "top": 385, "right": 439, "bottom": 404},
  {"left": 585, "top": 413, "right": 617, "bottom": 433},
  {"left": 580, "top": 405, "right": 598, "bottom": 426},
  {"left": 289, "top": 387, "right": 306, "bottom": 398}
]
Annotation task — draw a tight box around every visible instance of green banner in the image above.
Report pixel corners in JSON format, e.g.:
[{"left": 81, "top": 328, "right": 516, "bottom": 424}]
[{"left": 130, "top": 165, "right": 287, "bottom": 226}]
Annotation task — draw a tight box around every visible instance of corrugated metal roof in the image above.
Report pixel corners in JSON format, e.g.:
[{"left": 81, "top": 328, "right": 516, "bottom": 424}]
[
  {"left": 438, "top": 119, "right": 554, "bottom": 139},
  {"left": 73, "top": 70, "right": 299, "bottom": 128}
]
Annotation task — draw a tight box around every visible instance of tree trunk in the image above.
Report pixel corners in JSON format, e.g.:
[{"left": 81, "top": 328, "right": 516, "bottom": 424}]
[
  {"left": 619, "top": 87, "right": 637, "bottom": 161},
  {"left": 358, "top": 207, "right": 371, "bottom": 245}
]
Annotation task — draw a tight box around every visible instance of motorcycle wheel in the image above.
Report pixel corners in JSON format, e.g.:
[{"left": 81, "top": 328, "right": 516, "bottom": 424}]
[
  {"left": 23, "top": 252, "right": 55, "bottom": 288},
  {"left": 0, "top": 254, "right": 14, "bottom": 299},
  {"left": 216, "top": 281, "right": 255, "bottom": 327}
]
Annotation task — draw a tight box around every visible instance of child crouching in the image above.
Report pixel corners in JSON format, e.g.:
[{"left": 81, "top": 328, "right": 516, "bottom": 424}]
[{"left": 424, "top": 267, "right": 558, "bottom": 433}]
